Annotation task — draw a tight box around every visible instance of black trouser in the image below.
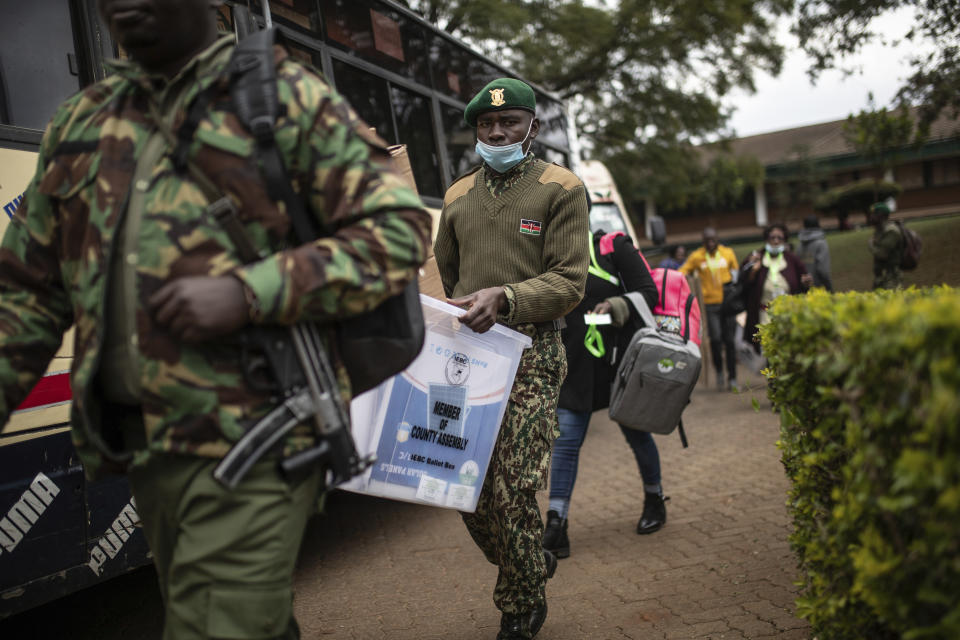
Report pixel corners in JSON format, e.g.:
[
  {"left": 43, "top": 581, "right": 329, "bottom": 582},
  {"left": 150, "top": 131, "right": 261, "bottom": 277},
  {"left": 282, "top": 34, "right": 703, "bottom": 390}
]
[{"left": 705, "top": 303, "right": 737, "bottom": 380}]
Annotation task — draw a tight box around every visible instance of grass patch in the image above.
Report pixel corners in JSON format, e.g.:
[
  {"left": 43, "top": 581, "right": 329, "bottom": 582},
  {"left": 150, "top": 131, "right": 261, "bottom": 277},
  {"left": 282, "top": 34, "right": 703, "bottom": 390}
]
[{"left": 724, "top": 214, "right": 960, "bottom": 292}]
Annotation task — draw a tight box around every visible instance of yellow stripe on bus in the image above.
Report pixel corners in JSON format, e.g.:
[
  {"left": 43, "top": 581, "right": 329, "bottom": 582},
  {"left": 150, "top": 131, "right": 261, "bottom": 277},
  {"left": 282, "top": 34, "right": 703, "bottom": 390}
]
[{"left": 0, "top": 425, "right": 71, "bottom": 447}]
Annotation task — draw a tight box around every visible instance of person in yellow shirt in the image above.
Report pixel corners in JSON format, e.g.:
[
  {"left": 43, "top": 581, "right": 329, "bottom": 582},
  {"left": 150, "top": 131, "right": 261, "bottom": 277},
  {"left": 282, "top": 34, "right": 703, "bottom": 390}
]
[{"left": 679, "top": 227, "right": 740, "bottom": 391}]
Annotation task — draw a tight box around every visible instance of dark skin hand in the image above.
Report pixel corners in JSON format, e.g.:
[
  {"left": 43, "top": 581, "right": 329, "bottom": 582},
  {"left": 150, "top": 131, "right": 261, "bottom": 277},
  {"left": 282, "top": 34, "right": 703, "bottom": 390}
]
[
  {"left": 149, "top": 275, "right": 248, "bottom": 342},
  {"left": 448, "top": 287, "right": 507, "bottom": 334}
]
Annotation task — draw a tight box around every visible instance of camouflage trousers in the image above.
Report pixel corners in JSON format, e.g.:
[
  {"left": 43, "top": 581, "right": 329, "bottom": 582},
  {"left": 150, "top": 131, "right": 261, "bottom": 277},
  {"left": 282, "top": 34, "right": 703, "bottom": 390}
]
[
  {"left": 461, "top": 328, "right": 567, "bottom": 615},
  {"left": 873, "top": 265, "right": 904, "bottom": 290}
]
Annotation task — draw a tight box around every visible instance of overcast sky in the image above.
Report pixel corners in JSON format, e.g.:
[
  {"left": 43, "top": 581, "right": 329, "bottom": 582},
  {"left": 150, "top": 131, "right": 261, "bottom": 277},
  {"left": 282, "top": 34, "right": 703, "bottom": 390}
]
[{"left": 726, "top": 9, "right": 926, "bottom": 138}]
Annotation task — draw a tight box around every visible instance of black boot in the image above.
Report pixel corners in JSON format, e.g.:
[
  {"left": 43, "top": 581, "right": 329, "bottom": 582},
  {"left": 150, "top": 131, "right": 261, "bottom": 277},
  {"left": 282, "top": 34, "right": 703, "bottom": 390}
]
[
  {"left": 543, "top": 549, "right": 557, "bottom": 580},
  {"left": 637, "top": 492, "right": 668, "bottom": 535},
  {"left": 542, "top": 510, "right": 569, "bottom": 558}
]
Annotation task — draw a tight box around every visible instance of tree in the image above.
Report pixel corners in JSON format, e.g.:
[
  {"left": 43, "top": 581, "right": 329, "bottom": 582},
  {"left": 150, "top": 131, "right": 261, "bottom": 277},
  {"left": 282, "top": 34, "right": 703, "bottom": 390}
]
[
  {"left": 843, "top": 95, "right": 915, "bottom": 178},
  {"left": 768, "top": 143, "right": 829, "bottom": 217},
  {"left": 396, "top": 0, "right": 791, "bottom": 211},
  {"left": 793, "top": 0, "right": 960, "bottom": 137}
]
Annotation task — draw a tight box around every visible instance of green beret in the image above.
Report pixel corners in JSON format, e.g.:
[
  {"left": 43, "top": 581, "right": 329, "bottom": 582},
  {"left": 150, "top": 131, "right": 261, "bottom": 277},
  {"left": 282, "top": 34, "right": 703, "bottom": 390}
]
[
  {"left": 464, "top": 78, "right": 536, "bottom": 127},
  {"left": 870, "top": 202, "right": 891, "bottom": 215}
]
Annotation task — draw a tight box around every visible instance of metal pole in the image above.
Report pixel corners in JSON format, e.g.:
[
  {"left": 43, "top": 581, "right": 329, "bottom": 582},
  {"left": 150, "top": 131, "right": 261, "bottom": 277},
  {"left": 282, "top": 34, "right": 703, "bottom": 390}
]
[{"left": 262, "top": 0, "right": 273, "bottom": 28}]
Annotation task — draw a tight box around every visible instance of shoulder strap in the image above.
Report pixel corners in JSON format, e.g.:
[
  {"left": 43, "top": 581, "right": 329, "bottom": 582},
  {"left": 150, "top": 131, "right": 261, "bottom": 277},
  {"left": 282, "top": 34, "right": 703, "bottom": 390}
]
[
  {"left": 229, "top": 28, "right": 318, "bottom": 244},
  {"left": 588, "top": 232, "right": 620, "bottom": 286},
  {"left": 622, "top": 291, "right": 657, "bottom": 330}
]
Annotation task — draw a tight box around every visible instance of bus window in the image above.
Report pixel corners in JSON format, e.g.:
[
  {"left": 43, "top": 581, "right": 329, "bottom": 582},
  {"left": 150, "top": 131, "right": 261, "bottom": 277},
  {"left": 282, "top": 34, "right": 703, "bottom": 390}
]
[
  {"left": 250, "top": 0, "right": 320, "bottom": 34},
  {"left": 533, "top": 96, "right": 569, "bottom": 152},
  {"left": 440, "top": 103, "right": 480, "bottom": 182},
  {"left": 330, "top": 59, "right": 396, "bottom": 143},
  {"left": 589, "top": 202, "right": 630, "bottom": 235},
  {"left": 390, "top": 85, "right": 442, "bottom": 198},
  {"left": 429, "top": 35, "right": 500, "bottom": 104},
  {"left": 0, "top": 5, "right": 81, "bottom": 131},
  {"left": 536, "top": 145, "right": 570, "bottom": 169},
  {"left": 320, "top": 0, "right": 431, "bottom": 87}
]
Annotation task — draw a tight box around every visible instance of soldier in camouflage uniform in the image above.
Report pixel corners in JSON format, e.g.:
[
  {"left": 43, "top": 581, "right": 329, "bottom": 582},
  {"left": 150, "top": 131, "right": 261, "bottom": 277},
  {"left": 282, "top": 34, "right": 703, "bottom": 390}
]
[
  {"left": 434, "top": 78, "right": 588, "bottom": 639},
  {"left": 0, "top": 1, "right": 430, "bottom": 638},
  {"left": 868, "top": 202, "right": 905, "bottom": 289}
]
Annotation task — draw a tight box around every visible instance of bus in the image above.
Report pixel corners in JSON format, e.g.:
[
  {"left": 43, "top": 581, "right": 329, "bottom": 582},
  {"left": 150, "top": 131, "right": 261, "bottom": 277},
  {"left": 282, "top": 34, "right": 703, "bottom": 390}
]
[
  {"left": 0, "top": 0, "right": 579, "bottom": 617},
  {"left": 581, "top": 160, "right": 639, "bottom": 238}
]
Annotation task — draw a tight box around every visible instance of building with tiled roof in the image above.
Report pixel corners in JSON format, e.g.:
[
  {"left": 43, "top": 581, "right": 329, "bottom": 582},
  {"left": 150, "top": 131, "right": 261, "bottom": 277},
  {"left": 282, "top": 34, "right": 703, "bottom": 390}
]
[{"left": 650, "top": 108, "right": 960, "bottom": 240}]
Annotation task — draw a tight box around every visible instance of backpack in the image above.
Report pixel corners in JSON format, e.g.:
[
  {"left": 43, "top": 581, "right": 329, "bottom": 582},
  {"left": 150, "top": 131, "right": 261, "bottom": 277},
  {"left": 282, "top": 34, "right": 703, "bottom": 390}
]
[
  {"left": 608, "top": 291, "right": 702, "bottom": 435},
  {"left": 226, "top": 28, "right": 425, "bottom": 395},
  {"left": 894, "top": 220, "right": 922, "bottom": 271},
  {"left": 651, "top": 267, "right": 702, "bottom": 345},
  {"left": 597, "top": 233, "right": 701, "bottom": 345}
]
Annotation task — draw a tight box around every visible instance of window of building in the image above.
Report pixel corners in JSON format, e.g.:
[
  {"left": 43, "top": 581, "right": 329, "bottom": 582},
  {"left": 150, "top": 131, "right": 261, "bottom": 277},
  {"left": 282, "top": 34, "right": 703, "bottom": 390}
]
[{"left": 0, "top": 5, "right": 81, "bottom": 131}]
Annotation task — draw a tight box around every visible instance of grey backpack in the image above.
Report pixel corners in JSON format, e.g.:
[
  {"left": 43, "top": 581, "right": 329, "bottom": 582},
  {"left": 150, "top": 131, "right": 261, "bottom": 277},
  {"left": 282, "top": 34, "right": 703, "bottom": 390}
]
[{"left": 608, "top": 292, "right": 702, "bottom": 434}]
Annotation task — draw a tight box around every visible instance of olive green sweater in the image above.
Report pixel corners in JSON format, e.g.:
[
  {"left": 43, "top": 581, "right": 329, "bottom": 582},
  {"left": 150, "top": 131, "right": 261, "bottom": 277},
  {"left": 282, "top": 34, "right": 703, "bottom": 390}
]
[{"left": 434, "top": 159, "right": 589, "bottom": 325}]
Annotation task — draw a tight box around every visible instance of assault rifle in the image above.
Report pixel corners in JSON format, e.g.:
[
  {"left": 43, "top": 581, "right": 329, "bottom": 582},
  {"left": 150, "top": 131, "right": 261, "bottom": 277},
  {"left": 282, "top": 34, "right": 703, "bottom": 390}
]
[{"left": 211, "top": 320, "right": 372, "bottom": 490}]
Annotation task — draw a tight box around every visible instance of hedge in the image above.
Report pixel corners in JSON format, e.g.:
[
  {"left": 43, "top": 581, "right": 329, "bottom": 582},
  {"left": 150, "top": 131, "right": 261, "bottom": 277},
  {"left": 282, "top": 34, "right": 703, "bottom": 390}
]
[{"left": 760, "top": 287, "right": 960, "bottom": 639}]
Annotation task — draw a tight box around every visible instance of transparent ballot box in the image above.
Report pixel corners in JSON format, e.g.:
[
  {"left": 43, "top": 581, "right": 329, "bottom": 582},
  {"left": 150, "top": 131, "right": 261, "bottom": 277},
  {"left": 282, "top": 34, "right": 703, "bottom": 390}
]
[{"left": 344, "top": 295, "right": 531, "bottom": 512}]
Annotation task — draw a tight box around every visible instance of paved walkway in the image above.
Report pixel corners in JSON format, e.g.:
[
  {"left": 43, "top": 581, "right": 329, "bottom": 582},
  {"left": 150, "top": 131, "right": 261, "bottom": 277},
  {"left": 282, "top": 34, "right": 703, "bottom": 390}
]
[
  {"left": 292, "top": 367, "right": 811, "bottom": 639},
  {"left": 0, "top": 369, "right": 811, "bottom": 640}
]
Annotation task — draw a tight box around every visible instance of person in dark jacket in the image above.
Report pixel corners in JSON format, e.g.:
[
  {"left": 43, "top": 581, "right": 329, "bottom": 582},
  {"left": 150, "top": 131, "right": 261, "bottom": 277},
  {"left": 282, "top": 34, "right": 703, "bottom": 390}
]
[
  {"left": 797, "top": 215, "right": 833, "bottom": 291},
  {"left": 741, "top": 223, "right": 812, "bottom": 353},
  {"left": 543, "top": 229, "right": 662, "bottom": 560}
]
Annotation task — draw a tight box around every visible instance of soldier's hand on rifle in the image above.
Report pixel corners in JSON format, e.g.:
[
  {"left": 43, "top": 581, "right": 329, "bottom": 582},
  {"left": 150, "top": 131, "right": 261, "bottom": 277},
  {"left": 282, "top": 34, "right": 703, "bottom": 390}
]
[
  {"left": 449, "top": 286, "right": 506, "bottom": 334},
  {"left": 149, "top": 275, "right": 250, "bottom": 342}
]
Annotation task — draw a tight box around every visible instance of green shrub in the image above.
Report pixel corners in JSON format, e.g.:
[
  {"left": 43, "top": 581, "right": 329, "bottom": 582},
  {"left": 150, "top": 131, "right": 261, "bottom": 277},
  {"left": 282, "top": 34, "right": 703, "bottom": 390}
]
[{"left": 761, "top": 287, "right": 960, "bottom": 639}]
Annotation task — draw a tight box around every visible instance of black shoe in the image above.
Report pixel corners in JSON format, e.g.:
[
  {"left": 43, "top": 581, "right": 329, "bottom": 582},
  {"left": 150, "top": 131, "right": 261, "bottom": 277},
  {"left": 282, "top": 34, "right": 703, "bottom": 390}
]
[
  {"left": 496, "top": 604, "right": 548, "bottom": 640},
  {"left": 497, "top": 613, "right": 527, "bottom": 640},
  {"left": 637, "top": 492, "right": 668, "bottom": 535},
  {"left": 542, "top": 510, "right": 570, "bottom": 558},
  {"left": 528, "top": 603, "right": 548, "bottom": 638},
  {"left": 543, "top": 549, "right": 557, "bottom": 580},
  {"left": 497, "top": 613, "right": 529, "bottom": 640}
]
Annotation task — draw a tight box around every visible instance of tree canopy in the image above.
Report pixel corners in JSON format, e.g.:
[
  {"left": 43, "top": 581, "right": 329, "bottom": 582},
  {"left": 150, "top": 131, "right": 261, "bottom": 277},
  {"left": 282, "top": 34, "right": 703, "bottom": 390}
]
[
  {"left": 396, "top": 0, "right": 790, "bottom": 212},
  {"left": 794, "top": 0, "right": 960, "bottom": 138}
]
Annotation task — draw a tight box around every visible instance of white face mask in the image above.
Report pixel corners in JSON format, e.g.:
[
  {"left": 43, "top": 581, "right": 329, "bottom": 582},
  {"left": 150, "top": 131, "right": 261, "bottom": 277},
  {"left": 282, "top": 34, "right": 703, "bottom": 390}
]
[
  {"left": 765, "top": 243, "right": 785, "bottom": 256},
  {"left": 475, "top": 118, "right": 534, "bottom": 173}
]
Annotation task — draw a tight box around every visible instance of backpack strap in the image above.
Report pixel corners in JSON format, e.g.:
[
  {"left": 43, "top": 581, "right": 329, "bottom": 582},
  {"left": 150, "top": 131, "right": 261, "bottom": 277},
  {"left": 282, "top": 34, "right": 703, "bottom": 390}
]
[
  {"left": 228, "top": 28, "right": 318, "bottom": 244},
  {"left": 682, "top": 294, "right": 694, "bottom": 342}
]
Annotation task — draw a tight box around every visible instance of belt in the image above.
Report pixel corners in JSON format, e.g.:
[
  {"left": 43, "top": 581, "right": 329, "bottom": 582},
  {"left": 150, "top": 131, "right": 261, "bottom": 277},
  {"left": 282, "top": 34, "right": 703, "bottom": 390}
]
[{"left": 532, "top": 318, "right": 565, "bottom": 332}]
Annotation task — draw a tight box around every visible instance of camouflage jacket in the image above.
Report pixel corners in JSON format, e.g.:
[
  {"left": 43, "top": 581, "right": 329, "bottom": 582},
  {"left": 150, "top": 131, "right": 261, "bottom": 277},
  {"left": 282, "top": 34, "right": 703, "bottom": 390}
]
[
  {"left": 870, "top": 220, "right": 904, "bottom": 289},
  {"left": 0, "top": 36, "right": 430, "bottom": 478}
]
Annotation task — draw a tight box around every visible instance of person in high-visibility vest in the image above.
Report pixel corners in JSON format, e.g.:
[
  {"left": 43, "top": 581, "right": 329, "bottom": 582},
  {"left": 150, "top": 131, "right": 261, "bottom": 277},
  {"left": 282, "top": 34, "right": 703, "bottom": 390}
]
[
  {"left": 679, "top": 227, "right": 740, "bottom": 391},
  {"left": 543, "top": 228, "right": 661, "bottom": 561}
]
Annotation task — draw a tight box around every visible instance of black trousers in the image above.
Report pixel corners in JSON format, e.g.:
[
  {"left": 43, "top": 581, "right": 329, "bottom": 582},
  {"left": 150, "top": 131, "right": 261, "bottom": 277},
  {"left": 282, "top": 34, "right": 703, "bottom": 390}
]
[{"left": 705, "top": 303, "right": 737, "bottom": 380}]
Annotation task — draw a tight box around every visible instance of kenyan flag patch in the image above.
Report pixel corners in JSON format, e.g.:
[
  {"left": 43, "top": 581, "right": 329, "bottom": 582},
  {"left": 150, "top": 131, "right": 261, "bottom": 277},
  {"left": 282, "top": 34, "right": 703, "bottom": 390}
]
[{"left": 520, "top": 219, "right": 542, "bottom": 236}]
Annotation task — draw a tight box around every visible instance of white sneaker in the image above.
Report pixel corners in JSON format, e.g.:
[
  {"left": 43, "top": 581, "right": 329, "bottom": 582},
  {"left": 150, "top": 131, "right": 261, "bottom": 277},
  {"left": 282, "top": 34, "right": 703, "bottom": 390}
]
[{"left": 728, "top": 378, "right": 740, "bottom": 392}]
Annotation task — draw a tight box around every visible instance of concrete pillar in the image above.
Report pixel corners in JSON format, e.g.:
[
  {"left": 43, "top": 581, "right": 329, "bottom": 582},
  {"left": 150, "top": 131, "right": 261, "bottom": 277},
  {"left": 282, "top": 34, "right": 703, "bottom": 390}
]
[
  {"left": 755, "top": 182, "right": 768, "bottom": 226},
  {"left": 644, "top": 198, "right": 656, "bottom": 238},
  {"left": 884, "top": 168, "right": 897, "bottom": 211}
]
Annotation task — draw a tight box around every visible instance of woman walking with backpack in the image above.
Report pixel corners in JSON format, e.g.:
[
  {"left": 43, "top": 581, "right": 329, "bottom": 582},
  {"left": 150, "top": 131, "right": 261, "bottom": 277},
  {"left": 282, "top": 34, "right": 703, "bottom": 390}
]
[{"left": 543, "top": 228, "right": 662, "bottom": 559}]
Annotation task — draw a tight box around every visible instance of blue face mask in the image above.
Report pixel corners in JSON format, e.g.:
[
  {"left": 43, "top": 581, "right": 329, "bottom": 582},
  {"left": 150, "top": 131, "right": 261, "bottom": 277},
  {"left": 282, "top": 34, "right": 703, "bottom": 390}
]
[
  {"left": 475, "top": 119, "right": 533, "bottom": 173},
  {"left": 765, "top": 243, "right": 785, "bottom": 255}
]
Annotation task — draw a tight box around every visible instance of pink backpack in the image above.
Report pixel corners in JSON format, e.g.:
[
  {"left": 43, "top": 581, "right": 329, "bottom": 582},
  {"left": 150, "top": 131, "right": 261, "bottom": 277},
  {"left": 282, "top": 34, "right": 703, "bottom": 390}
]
[{"left": 600, "top": 232, "right": 701, "bottom": 345}]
